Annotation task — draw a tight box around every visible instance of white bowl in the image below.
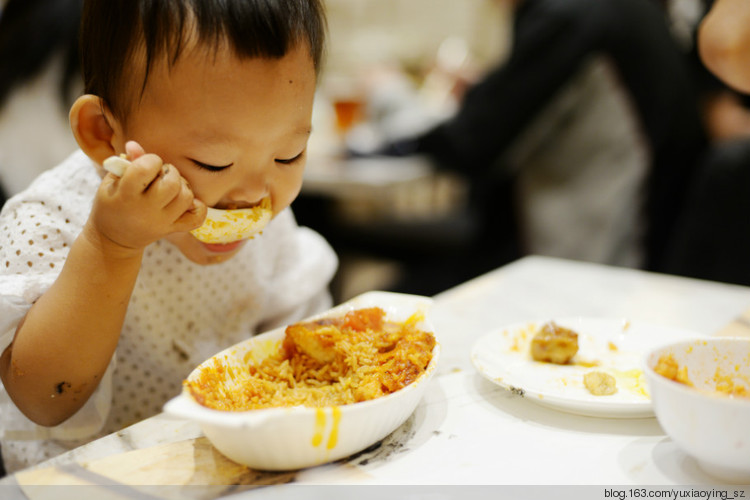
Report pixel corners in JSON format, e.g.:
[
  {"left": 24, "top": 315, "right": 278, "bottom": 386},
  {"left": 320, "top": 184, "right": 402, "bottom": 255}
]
[
  {"left": 164, "top": 291, "right": 439, "bottom": 470},
  {"left": 644, "top": 338, "right": 750, "bottom": 483}
]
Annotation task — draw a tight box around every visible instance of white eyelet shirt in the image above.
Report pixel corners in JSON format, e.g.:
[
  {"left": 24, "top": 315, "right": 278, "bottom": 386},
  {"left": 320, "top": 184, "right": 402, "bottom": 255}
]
[{"left": 0, "top": 150, "right": 338, "bottom": 473}]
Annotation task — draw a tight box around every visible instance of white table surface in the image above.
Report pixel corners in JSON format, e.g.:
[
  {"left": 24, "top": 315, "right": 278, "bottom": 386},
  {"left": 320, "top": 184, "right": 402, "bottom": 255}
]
[{"left": 5, "top": 256, "right": 750, "bottom": 496}]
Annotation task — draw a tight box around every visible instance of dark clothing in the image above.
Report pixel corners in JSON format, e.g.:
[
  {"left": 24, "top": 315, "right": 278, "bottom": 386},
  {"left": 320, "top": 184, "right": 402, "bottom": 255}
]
[
  {"left": 664, "top": 0, "right": 750, "bottom": 286},
  {"left": 666, "top": 140, "right": 750, "bottom": 286},
  {"left": 414, "top": 0, "right": 707, "bottom": 271}
]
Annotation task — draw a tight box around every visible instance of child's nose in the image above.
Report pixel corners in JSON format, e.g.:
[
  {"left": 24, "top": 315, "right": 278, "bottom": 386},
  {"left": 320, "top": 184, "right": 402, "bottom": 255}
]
[{"left": 227, "top": 169, "right": 269, "bottom": 204}]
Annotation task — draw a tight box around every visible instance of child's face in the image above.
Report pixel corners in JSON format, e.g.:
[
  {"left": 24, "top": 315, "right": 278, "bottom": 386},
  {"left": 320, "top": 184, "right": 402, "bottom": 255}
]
[{"left": 110, "top": 41, "right": 317, "bottom": 265}]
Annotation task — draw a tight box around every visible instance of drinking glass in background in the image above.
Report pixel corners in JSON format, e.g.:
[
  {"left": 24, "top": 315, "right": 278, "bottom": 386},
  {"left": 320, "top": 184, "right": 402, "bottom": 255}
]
[{"left": 324, "top": 74, "right": 367, "bottom": 136}]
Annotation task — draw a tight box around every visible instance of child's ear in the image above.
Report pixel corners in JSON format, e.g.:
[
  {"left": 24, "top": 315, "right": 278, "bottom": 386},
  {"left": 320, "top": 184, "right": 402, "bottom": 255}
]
[{"left": 69, "top": 95, "right": 120, "bottom": 165}]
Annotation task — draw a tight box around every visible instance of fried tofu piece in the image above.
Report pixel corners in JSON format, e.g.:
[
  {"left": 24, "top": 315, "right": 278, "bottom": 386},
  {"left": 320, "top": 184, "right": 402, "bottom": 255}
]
[{"left": 530, "top": 322, "right": 579, "bottom": 364}]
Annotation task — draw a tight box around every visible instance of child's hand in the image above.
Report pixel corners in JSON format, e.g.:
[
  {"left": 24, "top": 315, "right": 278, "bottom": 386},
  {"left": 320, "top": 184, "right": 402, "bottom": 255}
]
[{"left": 88, "top": 141, "right": 207, "bottom": 251}]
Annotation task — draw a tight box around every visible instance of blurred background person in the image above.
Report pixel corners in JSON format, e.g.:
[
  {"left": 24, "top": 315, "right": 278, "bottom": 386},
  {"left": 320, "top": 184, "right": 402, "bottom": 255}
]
[
  {"left": 0, "top": 0, "right": 83, "bottom": 206},
  {"left": 335, "top": 0, "right": 706, "bottom": 295},
  {"left": 294, "top": 0, "right": 514, "bottom": 298},
  {"left": 664, "top": 0, "right": 750, "bottom": 286},
  {"left": 697, "top": 0, "right": 750, "bottom": 94}
]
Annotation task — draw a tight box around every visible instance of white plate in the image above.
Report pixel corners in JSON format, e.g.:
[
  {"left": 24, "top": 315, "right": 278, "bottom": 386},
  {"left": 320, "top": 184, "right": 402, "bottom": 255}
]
[{"left": 471, "top": 317, "right": 704, "bottom": 418}]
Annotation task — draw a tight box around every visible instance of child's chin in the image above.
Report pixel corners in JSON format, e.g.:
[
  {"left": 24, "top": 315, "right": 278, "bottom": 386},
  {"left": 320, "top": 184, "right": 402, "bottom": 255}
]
[
  {"left": 165, "top": 233, "right": 246, "bottom": 265},
  {"left": 200, "top": 240, "right": 246, "bottom": 254}
]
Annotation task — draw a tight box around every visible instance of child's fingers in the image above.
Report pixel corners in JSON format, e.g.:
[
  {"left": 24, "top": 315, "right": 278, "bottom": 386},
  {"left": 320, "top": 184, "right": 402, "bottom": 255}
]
[
  {"left": 159, "top": 172, "right": 198, "bottom": 221},
  {"left": 173, "top": 196, "right": 207, "bottom": 231},
  {"left": 149, "top": 164, "right": 184, "bottom": 206},
  {"left": 120, "top": 153, "right": 165, "bottom": 193},
  {"left": 101, "top": 142, "right": 147, "bottom": 179},
  {"left": 125, "top": 140, "right": 146, "bottom": 160}
]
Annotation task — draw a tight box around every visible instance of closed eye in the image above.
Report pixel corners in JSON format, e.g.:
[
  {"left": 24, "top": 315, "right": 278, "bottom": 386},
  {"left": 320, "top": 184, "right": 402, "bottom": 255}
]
[
  {"left": 275, "top": 151, "right": 305, "bottom": 165},
  {"left": 190, "top": 159, "right": 233, "bottom": 172}
]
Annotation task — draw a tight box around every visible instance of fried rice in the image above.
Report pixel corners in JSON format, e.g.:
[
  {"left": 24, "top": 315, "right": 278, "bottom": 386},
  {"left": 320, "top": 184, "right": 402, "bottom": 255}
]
[{"left": 186, "top": 307, "right": 436, "bottom": 411}]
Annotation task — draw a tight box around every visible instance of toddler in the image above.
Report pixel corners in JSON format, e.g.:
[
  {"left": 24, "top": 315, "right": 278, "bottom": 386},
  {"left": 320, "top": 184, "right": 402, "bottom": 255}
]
[{"left": 0, "top": 0, "right": 336, "bottom": 473}]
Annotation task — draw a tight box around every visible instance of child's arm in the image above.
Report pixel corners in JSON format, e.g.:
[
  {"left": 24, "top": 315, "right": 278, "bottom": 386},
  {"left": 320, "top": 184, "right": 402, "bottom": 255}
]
[{"left": 0, "top": 142, "right": 206, "bottom": 426}]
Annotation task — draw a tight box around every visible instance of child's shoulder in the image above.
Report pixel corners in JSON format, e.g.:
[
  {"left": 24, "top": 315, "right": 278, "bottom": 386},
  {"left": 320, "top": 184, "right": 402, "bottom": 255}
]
[
  {"left": 27, "top": 150, "right": 100, "bottom": 196},
  {"left": 2, "top": 150, "right": 98, "bottom": 215},
  {"left": 0, "top": 150, "right": 98, "bottom": 243}
]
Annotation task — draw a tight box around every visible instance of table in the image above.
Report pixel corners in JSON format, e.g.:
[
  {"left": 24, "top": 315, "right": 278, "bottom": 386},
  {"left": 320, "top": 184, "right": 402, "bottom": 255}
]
[
  {"left": 302, "top": 154, "right": 435, "bottom": 198},
  {"left": 4, "top": 256, "right": 750, "bottom": 499},
  {"left": 300, "top": 153, "right": 468, "bottom": 228}
]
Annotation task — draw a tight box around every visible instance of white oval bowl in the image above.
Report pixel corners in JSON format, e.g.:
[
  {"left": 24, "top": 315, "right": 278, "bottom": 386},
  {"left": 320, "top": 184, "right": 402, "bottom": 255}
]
[
  {"left": 164, "top": 291, "right": 439, "bottom": 470},
  {"left": 644, "top": 337, "right": 750, "bottom": 483}
]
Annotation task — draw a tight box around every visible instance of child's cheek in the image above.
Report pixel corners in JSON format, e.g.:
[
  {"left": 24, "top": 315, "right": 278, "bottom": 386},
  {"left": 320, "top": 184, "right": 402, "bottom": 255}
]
[{"left": 275, "top": 178, "right": 304, "bottom": 215}]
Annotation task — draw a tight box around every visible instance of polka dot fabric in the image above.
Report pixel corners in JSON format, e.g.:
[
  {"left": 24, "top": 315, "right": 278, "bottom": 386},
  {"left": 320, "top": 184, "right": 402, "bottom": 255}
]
[{"left": 0, "top": 151, "right": 337, "bottom": 473}]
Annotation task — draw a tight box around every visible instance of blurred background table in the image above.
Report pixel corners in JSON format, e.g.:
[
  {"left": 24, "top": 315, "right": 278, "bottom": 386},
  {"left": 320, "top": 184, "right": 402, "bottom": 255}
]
[
  {"left": 295, "top": 152, "right": 499, "bottom": 302},
  {"left": 4, "top": 255, "right": 750, "bottom": 499}
]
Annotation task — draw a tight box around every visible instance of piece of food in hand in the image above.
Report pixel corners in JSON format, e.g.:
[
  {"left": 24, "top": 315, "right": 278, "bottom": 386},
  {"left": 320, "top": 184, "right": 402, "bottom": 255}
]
[
  {"left": 103, "top": 154, "right": 131, "bottom": 177},
  {"left": 190, "top": 197, "right": 273, "bottom": 244},
  {"left": 530, "top": 322, "right": 579, "bottom": 364},
  {"left": 584, "top": 371, "right": 618, "bottom": 396},
  {"left": 103, "top": 154, "right": 272, "bottom": 244}
]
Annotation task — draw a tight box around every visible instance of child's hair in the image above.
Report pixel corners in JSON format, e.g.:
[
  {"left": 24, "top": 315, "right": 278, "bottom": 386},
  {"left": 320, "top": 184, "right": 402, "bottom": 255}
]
[{"left": 79, "top": 0, "right": 327, "bottom": 122}]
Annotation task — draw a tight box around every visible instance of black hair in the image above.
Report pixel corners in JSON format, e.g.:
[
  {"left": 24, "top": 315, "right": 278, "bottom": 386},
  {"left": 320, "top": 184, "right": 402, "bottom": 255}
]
[
  {"left": 0, "top": 0, "right": 83, "bottom": 110},
  {"left": 79, "top": 0, "right": 327, "bottom": 122}
]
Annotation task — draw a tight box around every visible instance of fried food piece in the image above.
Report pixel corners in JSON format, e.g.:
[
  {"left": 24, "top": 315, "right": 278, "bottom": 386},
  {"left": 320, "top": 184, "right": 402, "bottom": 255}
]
[
  {"left": 584, "top": 371, "right": 618, "bottom": 396},
  {"left": 284, "top": 323, "right": 339, "bottom": 363},
  {"left": 284, "top": 307, "right": 387, "bottom": 363},
  {"left": 530, "top": 322, "right": 579, "bottom": 364}
]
